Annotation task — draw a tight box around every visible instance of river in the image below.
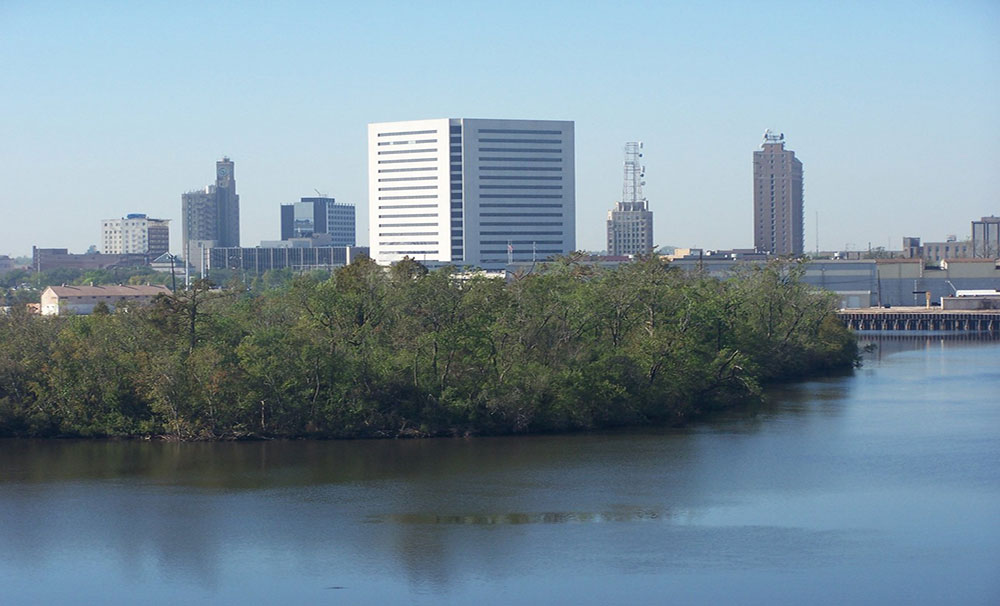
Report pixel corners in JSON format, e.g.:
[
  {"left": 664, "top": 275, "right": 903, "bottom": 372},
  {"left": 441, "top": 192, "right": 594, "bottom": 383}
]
[{"left": 1, "top": 335, "right": 998, "bottom": 604}]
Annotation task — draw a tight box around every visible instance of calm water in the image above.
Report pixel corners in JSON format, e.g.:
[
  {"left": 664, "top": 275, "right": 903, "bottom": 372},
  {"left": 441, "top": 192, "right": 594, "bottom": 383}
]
[{"left": 2, "top": 336, "right": 999, "bottom": 604}]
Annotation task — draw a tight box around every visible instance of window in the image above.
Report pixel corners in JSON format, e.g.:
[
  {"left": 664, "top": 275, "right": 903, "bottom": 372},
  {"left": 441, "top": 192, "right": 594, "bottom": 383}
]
[
  {"left": 477, "top": 129, "right": 562, "bottom": 135},
  {"left": 378, "top": 129, "right": 436, "bottom": 137}
]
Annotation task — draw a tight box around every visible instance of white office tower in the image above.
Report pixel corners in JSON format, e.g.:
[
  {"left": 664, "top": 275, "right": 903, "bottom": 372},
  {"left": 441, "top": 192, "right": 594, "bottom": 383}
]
[{"left": 368, "top": 118, "right": 575, "bottom": 268}]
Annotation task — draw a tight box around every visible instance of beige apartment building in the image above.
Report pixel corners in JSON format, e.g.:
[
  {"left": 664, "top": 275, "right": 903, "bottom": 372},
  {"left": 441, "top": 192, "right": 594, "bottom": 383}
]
[{"left": 753, "top": 130, "right": 803, "bottom": 256}]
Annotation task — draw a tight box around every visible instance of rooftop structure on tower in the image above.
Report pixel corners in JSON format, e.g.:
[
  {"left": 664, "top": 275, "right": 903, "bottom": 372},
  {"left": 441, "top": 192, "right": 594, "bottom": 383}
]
[{"left": 606, "top": 142, "right": 654, "bottom": 256}]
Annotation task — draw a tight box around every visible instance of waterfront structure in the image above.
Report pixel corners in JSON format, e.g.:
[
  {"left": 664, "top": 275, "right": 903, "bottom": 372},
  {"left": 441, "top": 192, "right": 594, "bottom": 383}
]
[
  {"left": 40, "top": 284, "right": 171, "bottom": 316},
  {"left": 198, "top": 245, "right": 368, "bottom": 276},
  {"left": 972, "top": 216, "right": 1000, "bottom": 258},
  {"left": 606, "top": 142, "right": 653, "bottom": 256},
  {"left": 368, "top": 118, "right": 575, "bottom": 268},
  {"left": 100, "top": 214, "right": 169, "bottom": 255},
  {"left": 182, "top": 157, "right": 240, "bottom": 272},
  {"left": 753, "top": 131, "right": 803, "bottom": 256},
  {"left": 280, "top": 197, "right": 356, "bottom": 246},
  {"left": 666, "top": 256, "right": 1000, "bottom": 309}
]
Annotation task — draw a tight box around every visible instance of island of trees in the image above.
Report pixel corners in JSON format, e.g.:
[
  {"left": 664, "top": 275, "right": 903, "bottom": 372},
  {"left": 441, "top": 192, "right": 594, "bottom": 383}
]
[{"left": 0, "top": 256, "right": 857, "bottom": 439}]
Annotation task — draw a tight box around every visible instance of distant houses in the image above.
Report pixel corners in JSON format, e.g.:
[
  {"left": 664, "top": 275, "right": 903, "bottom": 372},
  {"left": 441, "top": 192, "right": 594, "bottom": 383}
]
[{"left": 40, "top": 285, "right": 171, "bottom": 316}]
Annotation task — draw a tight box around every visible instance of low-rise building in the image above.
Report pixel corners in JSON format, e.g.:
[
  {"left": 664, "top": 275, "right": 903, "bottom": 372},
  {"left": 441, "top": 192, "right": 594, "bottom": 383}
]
[
  {"left": 201, "top": 246, "right": 369, "bottom": 275},
  {"left": 901, "top": 236, "right": 971, "bottom": 262},
  {"left": 40, "top": 285, "right": 171, "bottom": 316},
  {"left": 32, "top": 247, "right": 152, "bottom": 272}
]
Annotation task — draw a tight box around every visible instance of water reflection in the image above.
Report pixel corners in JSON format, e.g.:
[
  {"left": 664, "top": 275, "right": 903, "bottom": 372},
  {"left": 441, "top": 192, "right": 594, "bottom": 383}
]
[
  {"left": 376, "top": 508, "right": 665, "bottom": 525},
  {"left": 858, "top": 330, "right": 1000, "bottom": 361},
  {"left": 2, "top": 339, "right": 1000, "bottom": 604}
]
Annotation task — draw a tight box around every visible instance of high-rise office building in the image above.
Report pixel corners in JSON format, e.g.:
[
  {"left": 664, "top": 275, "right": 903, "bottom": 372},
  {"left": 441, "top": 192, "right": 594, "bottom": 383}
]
[
  {"left": 607, "top": 142, "right": 653, "bottom": 256},
  {"left": 972, "top": 216, "right": 1000, "bottom": 258},
  {"left": 753, "top": 131, "right": 803, "bottom": 256},
  {"left": 368, "top": 118, "right": 575, "bottom": 268},
  {"left": 182, "top": 157, "right": 240, "bottom": 271},
  {"left": 280, "top": 196, "right": 356, "bottom": 246},
  {"left": 100, "top": 214, "right": 170, "bottom": 255}
]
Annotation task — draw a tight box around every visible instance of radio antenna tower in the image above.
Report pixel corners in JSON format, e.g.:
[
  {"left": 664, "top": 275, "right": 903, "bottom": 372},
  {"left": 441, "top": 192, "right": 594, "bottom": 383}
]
[
  {"left": 606, "top": 142, "right": 654, "bottom": 256},
  {"left": 621, "top": 142, "right": 647, "bottom": 211}
]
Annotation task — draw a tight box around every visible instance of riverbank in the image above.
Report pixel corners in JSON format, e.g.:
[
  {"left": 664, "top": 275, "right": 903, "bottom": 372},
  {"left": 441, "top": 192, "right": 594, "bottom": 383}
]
[{"left": 0, "top": 257, "right": 858, "bottom": 440}]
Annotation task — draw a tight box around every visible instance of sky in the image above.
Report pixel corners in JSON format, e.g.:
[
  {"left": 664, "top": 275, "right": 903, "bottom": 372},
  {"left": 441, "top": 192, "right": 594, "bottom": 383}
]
[{"left": 1, "top": 0, "right": 998, "bottom": 258}]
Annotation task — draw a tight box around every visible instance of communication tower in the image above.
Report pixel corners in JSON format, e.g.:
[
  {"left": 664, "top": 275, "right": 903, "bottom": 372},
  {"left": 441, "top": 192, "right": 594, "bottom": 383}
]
[
  {"left": 621, "top": 141, "right": 648, "bottom": 211},
  {"left": 606, "top": 142, "right": 654, "bottom": 256}
]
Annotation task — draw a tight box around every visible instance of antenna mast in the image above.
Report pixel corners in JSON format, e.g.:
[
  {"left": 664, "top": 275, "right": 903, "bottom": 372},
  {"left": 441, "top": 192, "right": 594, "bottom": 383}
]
[{"left": 621, "top": 142, "right": 647, "bottom": 211}]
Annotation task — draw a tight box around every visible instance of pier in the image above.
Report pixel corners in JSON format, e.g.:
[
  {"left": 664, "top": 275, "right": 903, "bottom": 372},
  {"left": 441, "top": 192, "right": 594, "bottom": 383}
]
[{"left": 838, "top": 307, "right": 1000, "bottom": 332}]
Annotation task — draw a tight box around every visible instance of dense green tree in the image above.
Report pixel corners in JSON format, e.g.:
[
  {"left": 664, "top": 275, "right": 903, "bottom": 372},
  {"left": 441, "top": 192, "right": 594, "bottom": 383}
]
[{"left": 0, "top": 257, "right": 857, "bottom": 439}]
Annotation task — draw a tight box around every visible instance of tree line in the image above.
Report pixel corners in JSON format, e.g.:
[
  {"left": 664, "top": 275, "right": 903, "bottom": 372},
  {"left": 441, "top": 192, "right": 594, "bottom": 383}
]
[{"left": 0, "top": 256, "right": 857, "bottom": 439}]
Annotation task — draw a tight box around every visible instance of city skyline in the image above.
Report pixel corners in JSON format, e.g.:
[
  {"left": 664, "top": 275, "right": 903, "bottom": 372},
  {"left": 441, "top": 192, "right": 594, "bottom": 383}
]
[{"left": 1, "top": 2, "right": 997, "bottom": 258}]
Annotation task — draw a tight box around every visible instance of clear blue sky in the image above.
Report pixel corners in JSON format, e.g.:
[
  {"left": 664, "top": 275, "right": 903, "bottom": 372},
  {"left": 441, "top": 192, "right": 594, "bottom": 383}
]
[{"left": 2, "top": 0, "right": 998, "bottom": 257}]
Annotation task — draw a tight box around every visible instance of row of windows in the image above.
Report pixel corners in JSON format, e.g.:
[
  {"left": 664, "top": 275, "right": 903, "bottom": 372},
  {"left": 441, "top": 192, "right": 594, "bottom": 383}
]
[
  {"left": 480, "top": 231, "right": 562, "bottom": 236},
  {"left": 377, "top": 195, "right": 438, "bottom": 200},
  {"left": 479, "top": 157, "right": 560, "bottom": 162},
  {"left": 380, "top": 232, "right": 438, "bottom": 237},
  {"left": 377, "top": 138, "right": 437, "bottom": 146},
  {"left": 377, "top": 129, "right": 436, "bottom": 137},
  {"left": 378, "top": 204, "right": 438, "bottom": 209},
  {"left": 377, "top": 148, "right": 437, "bottom": 155},
  {"left": 480, "top": 195, "right": 563, "bottom": 199},
  {"left": 378, "top": 176, "right": 437, "bottom": 182},
  {"left": 481, "top": 212, "right": 561, "bottom": 217},
  {"left": 378, "top": 213, "right": 437, "bottom": 218},
  {"left": 480, "top": 185, "right": 562, "bottom": 190},
  {"left": 477, "top": 129, "right": 561, "bottom": 135},
  {"left": 480, "top": 175, "right": 561, "bottom": 180},
  {"left": 385, "top": 250, "right": 439, "bottom": 255},
  {"left": 478, "top": 138, "right": 561, "bottom": 144},
  {"left": 379, "top": 222, "right": 437, "bottom": 227},
  {"left": 480, "top": 203, "right": 563, "bottom": 208},
  {"left": 480, "top": 166, "right": 562, "bottom": 171},
  {"left": 378, "top": 167, "right": 436, "bottom": 173},
  {"left": 478, "top": 148, "right": 561, "bottom": 153},
  {"left": 378, "top": 185, "right": 438, "bottom": 191},
  {"left": 380, "top": 241, "right": 437, "bottom": 246},
  {"left": 482, "top": 240, "right": 562, "bottom": 245},
  {"left": 481, "top": 221, "right": 562, "bottom": 226},
  {"left": 377, "top": 158, "right": 436, "bottom": 164},
  {"left": 481, "top": 250, "right": 564, "bottom": 256}
]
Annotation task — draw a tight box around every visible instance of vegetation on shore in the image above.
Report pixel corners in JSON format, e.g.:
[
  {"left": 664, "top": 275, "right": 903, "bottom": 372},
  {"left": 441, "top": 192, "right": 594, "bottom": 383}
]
[{"left": 0, "top": 257, "right": 857, "bottom": 440}]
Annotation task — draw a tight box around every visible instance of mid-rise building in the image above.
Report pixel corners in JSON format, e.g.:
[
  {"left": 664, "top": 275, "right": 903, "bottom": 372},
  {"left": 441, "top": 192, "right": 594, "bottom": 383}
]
[
  {"left": 182, "top": 157, "right": 240, "bottom": 272},
  {"left": 280, "top": 196, "right": 356, "bottom": 246},
  {"left": 101, "top": 214, "right": 169, "bottom": 255},
  {"left": 902, "top": 236, "right": 972, "bottom": 263},
  {"left": 606, "top": 142, "right": 653, "bottom": 256},
  {"left": 753, "top": 131, "right": 803, "bottom": 256},
  {"left": 972, "top": 216, "right": 1000, "bottom": 258},
  {"left": 368, "top": 118, "right": 575, "bottom": 268}
]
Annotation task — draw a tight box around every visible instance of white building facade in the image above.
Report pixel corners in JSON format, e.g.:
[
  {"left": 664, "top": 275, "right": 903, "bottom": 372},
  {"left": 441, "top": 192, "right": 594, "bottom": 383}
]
[
  {"left": 368, "top": 118, "right": 575, "bottom": 268},
  {"left": 101, "top": 214, "right": 170, "bottom": 255}
]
